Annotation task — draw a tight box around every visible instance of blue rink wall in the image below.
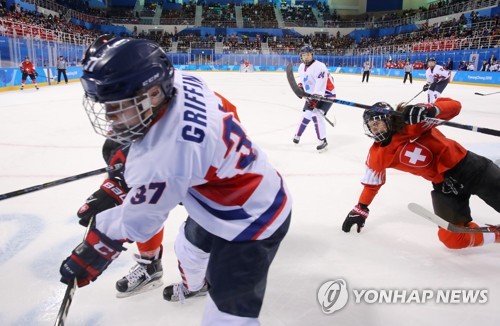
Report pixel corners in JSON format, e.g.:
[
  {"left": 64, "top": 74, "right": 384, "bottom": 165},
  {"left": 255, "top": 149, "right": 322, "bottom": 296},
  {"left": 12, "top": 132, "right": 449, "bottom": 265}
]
[{"left": 0, "top": 65, "right": 498, "bottom": 91}]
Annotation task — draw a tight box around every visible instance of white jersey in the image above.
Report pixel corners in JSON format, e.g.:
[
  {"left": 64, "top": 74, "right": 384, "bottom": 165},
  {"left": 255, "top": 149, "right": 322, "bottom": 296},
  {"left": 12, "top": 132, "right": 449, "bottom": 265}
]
[
  {"left": 425, "top": 64, "right": 450, "bottom": 84},
  {"left": 96, "top": 71, "right": 292, "bottom": 243},
  {"left": 298, "top": 60, "right": 336, "bottom": 98}
]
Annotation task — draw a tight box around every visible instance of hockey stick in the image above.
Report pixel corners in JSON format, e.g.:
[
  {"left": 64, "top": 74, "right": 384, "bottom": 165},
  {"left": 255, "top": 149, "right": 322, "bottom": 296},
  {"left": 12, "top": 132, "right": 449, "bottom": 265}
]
[
  {"left": 286, "top": 64, "right": 500, "bottom": 138},
  {"left": 318, "top": 108, "right": 336, "bottom": 127},
  {"left": 403, "top": 90, "right": 424, "bottom": 106},
  {"left": 36, "top": 74, "right": 57, "bottom": 81},
  {"left": 285, "top": 64, "right": 336, "bottom": 127},
  {"left": 0, "top": 163, "right": 123, "bottom": 201},
  {"left": 408, "top": 203, "right": 498, "bottom": 233},
  {"left": 54, "top": 216, "right": 94, "bottom": 326},
  {"left": 474, "top": 91, "right": 500, "bottom": 96}
]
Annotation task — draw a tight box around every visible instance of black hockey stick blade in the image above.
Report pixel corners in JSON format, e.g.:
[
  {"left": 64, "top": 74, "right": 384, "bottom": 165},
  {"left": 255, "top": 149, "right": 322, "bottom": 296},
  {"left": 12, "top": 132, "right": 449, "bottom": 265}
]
[
  {"left": 474, "top": 91, "right": 500, "bottom": 96},
  {"left": 408, "top": 203, "right": 498, "bottom": 233},
  {"left": 54, "top": 216, "right": 94, "bottom": 326},
  {"left": 286, "top": 63, "right": 308, "bottom": 99},
  {"left": 0, "top": 163, "right": 123, "bottom": 201}
]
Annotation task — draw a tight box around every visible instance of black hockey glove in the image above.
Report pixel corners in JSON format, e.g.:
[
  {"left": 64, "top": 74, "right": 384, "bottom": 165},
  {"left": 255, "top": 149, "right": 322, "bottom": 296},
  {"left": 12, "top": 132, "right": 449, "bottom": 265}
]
[
  {"left": 60, "top": 228, "right": 127, "bottom": 287},
  {"left": 77, "top": 178, "right": 127, "bottom": 227},
  {"left": 33, "top": 71, "right": 38, "bottom": 77},
  {"left": 342, "top": 204, "right": 369, "bottom": 233},
  {"left": 422, "top": 83, "right": 431, "bottom": 91},
  {"left": 307, "top": 99, "right": 319, "bottom": 109},
  {"left": 403, "top": 104, "right": 437, "bottom": 125}
]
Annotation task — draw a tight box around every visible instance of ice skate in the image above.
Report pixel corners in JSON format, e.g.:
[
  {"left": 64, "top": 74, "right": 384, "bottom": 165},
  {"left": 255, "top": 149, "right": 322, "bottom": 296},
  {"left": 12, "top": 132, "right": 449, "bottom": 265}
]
[
  {"left": 115, "top": 255, "right": 163, "bottom": 298},
  {"left": 163, "top": 282, "right": 208, "bottom": 303},
  {"left": 293, "top": 135, "right": 300, "bottom": 144},
  {"left": 317, "top": 138, "right": 328, "bottom": 151},
  {"left": 35, "top": 86, "right": 39, "bottom": 90},
  {"left": 20, "top": 86, "right": 24, "bottom": 91}
]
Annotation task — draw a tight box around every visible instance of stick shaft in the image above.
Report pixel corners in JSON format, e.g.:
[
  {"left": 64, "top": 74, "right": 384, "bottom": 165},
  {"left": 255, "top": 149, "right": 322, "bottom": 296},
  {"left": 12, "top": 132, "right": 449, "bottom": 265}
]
[
  {"left": 285, "top": 64, "right": 500, "bottom": 138},
  {"left": 0, "top": 163, "right": 123, "bottom": 201}
]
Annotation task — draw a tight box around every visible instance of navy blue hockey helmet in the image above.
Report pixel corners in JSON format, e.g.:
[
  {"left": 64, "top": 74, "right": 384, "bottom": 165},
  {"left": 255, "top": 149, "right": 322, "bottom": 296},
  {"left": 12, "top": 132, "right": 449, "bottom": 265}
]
[
  {"left": 81, "top": 34, "right": 115, "bottom": 65},
  {"left": 363, "top": 102, "right": 394, "bottom": 143},
  {"left": 81, "top": 37, "right": 175, "bottom": 144},
  {"left": 299, "top": 45, "right": 314, "bottom": 65}
]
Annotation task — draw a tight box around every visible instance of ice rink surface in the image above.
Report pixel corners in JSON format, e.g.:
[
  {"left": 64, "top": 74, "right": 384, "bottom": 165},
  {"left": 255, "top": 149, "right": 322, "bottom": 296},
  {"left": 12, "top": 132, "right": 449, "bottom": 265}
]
[{"left": 0, "top": 71, "right": 499, "bottom": 326}]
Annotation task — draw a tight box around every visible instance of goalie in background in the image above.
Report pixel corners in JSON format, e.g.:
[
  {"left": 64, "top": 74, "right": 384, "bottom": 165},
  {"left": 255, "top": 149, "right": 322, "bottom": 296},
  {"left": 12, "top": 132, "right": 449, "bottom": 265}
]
[
  {"left": 342, "top": 98, "right": 500, "bottom": 249},
  {"left": 292, "top": 45, "right": 336, "bottom": 151}
]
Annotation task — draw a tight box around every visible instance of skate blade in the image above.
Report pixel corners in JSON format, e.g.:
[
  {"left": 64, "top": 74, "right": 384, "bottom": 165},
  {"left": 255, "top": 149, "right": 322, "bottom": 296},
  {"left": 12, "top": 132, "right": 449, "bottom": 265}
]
[
  {"left": 116, "top": 279, "right": 164, "bottom": 299},
  {"left": 317, "top": 147, "right": 328, "bottom": 153}
]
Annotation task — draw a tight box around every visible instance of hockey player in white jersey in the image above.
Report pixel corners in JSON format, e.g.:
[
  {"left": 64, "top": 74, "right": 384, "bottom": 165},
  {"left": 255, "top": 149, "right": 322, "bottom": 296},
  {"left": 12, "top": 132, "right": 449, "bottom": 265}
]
[
  {"left": 424, "top": 57, "right": 450, "bottom": 104},
  {"left": 292, "top": 45, "right": 336, "bottom": 151},
  {"left": 59, "top": 37, "right": 292, "bottom": 325}
]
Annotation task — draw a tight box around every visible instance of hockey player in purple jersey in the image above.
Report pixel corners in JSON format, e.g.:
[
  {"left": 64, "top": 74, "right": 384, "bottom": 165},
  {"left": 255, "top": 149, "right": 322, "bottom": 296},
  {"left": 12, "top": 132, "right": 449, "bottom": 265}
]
[{"left": 59, "top": 37, "right": 292, "bottom": 325}]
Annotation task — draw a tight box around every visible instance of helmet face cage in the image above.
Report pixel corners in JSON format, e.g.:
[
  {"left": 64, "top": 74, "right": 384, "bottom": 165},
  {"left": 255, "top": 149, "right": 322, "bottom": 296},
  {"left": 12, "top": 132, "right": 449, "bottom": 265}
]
[
  {"left": 300, "top": 46, "right": 314, "bottom": 65},
  {"left": 80, "top": 38, "right": 174, "bottom": 144},
  {"left": 363, "top": 113, "right": 392, "bottom": 143},
  {"left": 83, "top": 85, "right": 166, "bottom": 145}
]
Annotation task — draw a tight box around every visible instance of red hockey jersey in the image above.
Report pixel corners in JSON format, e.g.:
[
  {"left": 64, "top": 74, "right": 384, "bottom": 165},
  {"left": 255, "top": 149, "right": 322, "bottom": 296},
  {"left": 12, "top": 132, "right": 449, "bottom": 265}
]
[
  {"left": 20, "top": 61, "right": 36, "bottom": 74},
  {"left": 358, "top": 98, "right": 467, "bottom": 205}
]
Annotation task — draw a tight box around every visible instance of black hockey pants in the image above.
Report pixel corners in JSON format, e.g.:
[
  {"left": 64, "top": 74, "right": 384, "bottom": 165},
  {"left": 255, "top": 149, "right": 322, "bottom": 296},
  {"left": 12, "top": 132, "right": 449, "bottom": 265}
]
[{"left": 431, "top": 151, "right": 500, "bottom": 225}]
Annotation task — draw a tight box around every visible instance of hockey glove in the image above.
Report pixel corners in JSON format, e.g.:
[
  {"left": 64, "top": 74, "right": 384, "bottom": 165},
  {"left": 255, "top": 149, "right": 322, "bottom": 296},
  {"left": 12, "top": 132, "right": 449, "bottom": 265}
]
[
  {"left": 77, "top": 178, "right": 127, "bottom": 227},
  {"left": 342, "top": 204, "right": 369, "bottom": 233},
  {"left": 403, "top": 104, "right": 437, "bottom": 125},
  {"left": 33, "top": 71, "right": 38, "bottom": 77},
  {"left": 422, "top": 83, "right": 431, "bottom": 91},
  {"left": 297, "top": 83, "right": 304, "bottom": 99},
  {"left": 60, "top": 228, "right": 127, "bottom": 287},
  {"left": 307, "top": 99, "right": 319, "bottom": 109}
]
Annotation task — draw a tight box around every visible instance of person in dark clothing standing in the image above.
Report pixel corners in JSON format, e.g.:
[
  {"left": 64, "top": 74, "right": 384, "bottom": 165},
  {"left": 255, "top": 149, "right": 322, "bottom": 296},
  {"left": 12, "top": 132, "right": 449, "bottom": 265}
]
[
  {"left": 445, "top": 58, "right": 454, "bottom": 71},
  {"left": 362, "top": 61, "right": 371, "bottom": 83},
  {"left": 403, "top": 60, "right": 413, "bottom": 84},
  {"left": 57, "top": 56, "right": 68, "bottom": 84}
]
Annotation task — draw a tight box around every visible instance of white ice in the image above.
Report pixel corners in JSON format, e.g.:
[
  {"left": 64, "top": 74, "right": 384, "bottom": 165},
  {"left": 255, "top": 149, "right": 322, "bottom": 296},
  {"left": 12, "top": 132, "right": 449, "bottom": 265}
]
[{"left": 0, "top": 72, "right": 499, "bottom": 326}]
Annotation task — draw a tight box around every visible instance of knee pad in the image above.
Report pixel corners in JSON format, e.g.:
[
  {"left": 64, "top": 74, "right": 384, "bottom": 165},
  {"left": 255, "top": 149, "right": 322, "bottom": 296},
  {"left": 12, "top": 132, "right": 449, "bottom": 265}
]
[{"left": 437, "top": 223, "right": 484, "bottom": 249}]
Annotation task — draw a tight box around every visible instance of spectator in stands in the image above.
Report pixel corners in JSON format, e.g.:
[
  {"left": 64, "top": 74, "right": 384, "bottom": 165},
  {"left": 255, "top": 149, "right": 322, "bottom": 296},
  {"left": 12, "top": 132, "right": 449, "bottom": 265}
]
[
  {"left": 480, "top": 59, "right": 489, "bottom": 71},
  {"left": 446, "top": 58, "right": 454, "bottom": 70},
  {"left": 489, "top": 60, "right": 499, "bottom": 72},
  {"left": 488, "top": 54, "right": 497, "bottom": 66}
]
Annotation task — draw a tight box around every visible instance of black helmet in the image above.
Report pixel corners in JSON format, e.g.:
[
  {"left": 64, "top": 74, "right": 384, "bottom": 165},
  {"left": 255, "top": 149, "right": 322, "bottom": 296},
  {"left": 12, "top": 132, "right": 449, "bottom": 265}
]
[
  {"left": 82, "top": 34, "right": 115, "bottom": 65},
  {"left": 428, "top": 57, "right": 436, "bottom": 62},
  {"left": 81, "top": 37, "right": 175, "bottom": 144},
  {"left": 299, "top": 45, "right": 314, "bottom": 65},
  {"left": 363, "top": 102, "right": 394, "bottom": 143}
]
